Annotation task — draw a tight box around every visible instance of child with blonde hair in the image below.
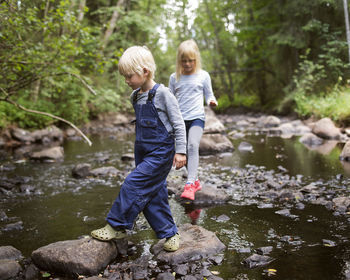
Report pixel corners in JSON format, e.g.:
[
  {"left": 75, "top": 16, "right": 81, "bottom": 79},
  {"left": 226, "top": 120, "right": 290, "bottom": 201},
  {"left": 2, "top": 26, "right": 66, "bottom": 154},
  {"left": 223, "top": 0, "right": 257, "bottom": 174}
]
[
  {"left": 169, "top": 39, "right": 218, "bottom": 201},
  {"left": 91, "top": 46, "right": 187, "bottom": 252}
]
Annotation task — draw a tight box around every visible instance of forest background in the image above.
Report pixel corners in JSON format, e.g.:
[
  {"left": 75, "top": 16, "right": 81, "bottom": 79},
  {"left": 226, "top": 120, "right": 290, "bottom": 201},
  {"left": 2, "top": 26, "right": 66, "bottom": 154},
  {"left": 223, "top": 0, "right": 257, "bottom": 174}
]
[{"left": 1, "top": 0, "right": 350, "bottom": 129}]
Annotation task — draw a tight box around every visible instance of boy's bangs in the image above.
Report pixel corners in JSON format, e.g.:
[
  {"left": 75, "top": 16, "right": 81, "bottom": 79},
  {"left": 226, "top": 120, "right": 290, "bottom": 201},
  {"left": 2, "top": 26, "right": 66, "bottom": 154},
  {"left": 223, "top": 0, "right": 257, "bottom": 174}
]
[{"left": 118, "top": 62, "right": 132, "bottom": 77}]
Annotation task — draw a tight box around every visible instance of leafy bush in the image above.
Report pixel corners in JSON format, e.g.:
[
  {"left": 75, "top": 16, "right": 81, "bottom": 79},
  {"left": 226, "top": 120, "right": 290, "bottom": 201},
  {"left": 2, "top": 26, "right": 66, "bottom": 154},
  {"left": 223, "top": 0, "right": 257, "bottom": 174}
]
[{"left": 294, "top": 82, "right": 350, "bottom": 123}]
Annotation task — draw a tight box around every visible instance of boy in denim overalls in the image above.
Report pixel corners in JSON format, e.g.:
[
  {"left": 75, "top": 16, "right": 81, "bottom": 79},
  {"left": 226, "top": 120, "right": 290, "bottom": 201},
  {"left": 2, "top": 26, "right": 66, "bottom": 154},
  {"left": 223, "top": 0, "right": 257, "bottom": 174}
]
[{"left": 91, "top": 46, "right": 187, "bottom": 252}]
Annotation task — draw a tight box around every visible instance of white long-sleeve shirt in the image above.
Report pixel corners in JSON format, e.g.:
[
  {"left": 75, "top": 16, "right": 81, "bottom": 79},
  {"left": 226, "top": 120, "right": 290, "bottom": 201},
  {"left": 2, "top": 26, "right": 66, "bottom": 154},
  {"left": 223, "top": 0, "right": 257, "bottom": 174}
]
[{"left": 168, "top": 70, "right": 217, "bottom": 121}]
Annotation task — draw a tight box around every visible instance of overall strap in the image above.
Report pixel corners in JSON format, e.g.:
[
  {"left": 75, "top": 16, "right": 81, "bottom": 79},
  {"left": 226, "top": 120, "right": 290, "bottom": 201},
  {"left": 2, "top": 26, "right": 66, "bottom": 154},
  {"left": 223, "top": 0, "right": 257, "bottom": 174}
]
[
  {"left": 147, "top": 83, "right": 160, "bottom": 101},
  {"left": 132, "top": 88, "right": 141, "bottom": 105}
]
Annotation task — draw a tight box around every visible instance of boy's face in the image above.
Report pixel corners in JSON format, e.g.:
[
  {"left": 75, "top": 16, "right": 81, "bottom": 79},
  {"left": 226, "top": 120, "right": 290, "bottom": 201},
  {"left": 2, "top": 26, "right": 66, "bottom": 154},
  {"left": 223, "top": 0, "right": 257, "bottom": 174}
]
[{"left": 124, "top": 73, "right": 146, "bottom": 90}]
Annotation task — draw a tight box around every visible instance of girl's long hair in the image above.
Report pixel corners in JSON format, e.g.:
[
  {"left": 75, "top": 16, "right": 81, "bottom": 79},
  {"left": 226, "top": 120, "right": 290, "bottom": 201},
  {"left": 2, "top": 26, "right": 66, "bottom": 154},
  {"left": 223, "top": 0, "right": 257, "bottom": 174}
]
[{"left": 175, "top": 39, "right": 201, "bottom": 80}]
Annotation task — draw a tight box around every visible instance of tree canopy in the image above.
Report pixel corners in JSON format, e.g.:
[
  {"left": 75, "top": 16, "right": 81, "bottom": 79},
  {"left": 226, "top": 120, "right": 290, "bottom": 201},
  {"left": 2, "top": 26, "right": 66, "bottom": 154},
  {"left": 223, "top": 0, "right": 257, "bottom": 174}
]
[{"left": 1, "top": 0, "right": 350, "bottom": 128}]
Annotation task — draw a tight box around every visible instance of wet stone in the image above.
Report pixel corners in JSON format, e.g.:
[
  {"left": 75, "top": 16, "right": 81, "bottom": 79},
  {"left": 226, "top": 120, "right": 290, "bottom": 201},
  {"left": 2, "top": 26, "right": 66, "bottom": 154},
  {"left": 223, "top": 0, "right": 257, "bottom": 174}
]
[
  {"left": 322, "top": 239, "right": 336, "bottom": 247},
  {"left": 242, "top": 253, "right": 275, "bottom": 269},
  {"left": 238, "top": 142, "right": 253, "bottom": 152},
  {"left": 237, "top": 248, "right": 251, "bottom": 253},
  {"left": 174, "top": 263, "right": 189, "bottom": 276},
  {"left": 31, "top": 237, "right": 119, "bottom": 277},
  {"left": 209, "top": 255, "right": 224, "bottom": 265},
  {"left": 3, "top": 221, "right": 23, "bottom": 232},
  {"left": 72, "top": 163, "right": 91, "bottom": 178},
  {"left": 255, "top": 246, "right": 273, "bottom": 255},
  {"left": 24, "top": 263, "right": 40, "bottom": 280},
  {"left": 20, "top": 184, "right": 35, "bottom": 194},
  {"left": 30, "top": 146, "right": 64, "bottom": 161},
  {"left": 90, "top": 166, "right": 119, "bottom": 177},
  {"left": 295, "top": 203, "right": 305, "bottom": 210},
  {"left": 156, "top": 272, "right": 175, "bottom": 280},
  {"left": 152, "top": 224, "right": 225, "bottom": 265},
  {"left": 183, "top": 276, "right": 197, "bottom": 280},
  {"left": 275, "top": 209, "right": 291, "bottom": 216},
  {"left": 201, "top": 267, "right": 212, "bottom": 277},
  {"left": 0, "top": 259, "right": 22, "bottom": 280},
  {"left": 121, "top": 153, "right": 134, "bottom": 161},
  {"left": 0, "top": 211, "right": 8, "bottom": 222},
  {"left": 0, "top": 246, "right": 23, "bottom": 261},
  {"left": 215, "top": 214, "right": 230, "bottom": 222}
]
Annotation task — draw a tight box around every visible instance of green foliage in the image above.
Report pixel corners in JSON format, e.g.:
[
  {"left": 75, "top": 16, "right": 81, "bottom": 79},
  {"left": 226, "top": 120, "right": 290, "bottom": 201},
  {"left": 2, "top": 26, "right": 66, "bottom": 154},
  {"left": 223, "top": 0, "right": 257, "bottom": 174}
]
[
  {"left": 1, "top": 0, "right": 350, "bottom": 129},
  {"left": 0, "top": 0, "right": 166, "bottom": 129},
  {"left": 294, "top": 82, "right": 350, "bottom": 123},
  {"left": 216, "top": 93, "right": 260, "bottom": 112}
]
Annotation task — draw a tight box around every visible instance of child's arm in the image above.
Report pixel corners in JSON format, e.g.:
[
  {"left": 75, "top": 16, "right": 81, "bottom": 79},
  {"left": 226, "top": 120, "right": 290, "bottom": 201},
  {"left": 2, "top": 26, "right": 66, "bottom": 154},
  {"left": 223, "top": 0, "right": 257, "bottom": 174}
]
[
  {"left": 168, "top": 74, "right": 176, "bottom": 94},
  {"left": 203, "top": 71, "right": 218, "bottom": 107},
  {"left": 161, "top": 87, "right": 187, "bottom": 156},
  {"left": 173, "top": 153, "right": 187, "bottom": 170}
]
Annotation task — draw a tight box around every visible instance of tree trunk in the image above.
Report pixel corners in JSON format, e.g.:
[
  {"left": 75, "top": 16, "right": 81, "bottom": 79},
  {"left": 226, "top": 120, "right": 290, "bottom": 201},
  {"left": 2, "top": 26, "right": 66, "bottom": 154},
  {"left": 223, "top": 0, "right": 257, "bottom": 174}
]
[
  {"left": 31, "top": 0, "right": 50, "bottom": 101},
  {"left": 101, "top": 0, "right": 125, "bottom": 50},
  {"left": 77, "top": 0, "right": 86, "bottom": 22},
  {"left": 203, "top": 0, "right": 231, "bottom": 98},
  {"left": 343, "top": 0, "right": 350, "bottom": 64}
]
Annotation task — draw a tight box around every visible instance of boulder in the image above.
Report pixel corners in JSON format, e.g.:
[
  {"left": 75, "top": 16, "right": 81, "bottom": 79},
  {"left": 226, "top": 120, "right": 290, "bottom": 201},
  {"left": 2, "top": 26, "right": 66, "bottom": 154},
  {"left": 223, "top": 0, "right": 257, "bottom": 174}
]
[
  {"left": 90, "top": 166, "right": 119, "bottom": 177},
  {"left": 309, "top": 140, "right": 338, "bottom": 155},
  {"left": 0, "top": 246, "right": 23, "bottom": 261},
  {"left": 11, "top": 128, "right": 34, "bottom": 143},
  {"left": 31, "top": 237, "right": 119, "bottom": 277},
  {"left": 332, "top": 196, "right": 350, "bottom": 211},
  {"left": 72, "top": 163, "right": 92, "bottom": 178},
  {"left": 312, "top": 118, "right": 341, "bottom": 140},
  {"left": 30, "top": 146, "right": 64, "bottom": 161},
  {"left": 200, "top": 134, "right": 234, "bottom": 155},
  {"left": 340, "top": 141, "right": 350, "bottom": 161},
  {"left": 299, "top": 133, "right": 323, "bottom": 146},
  {"left": 152, "top": 224, "right": 225, "bottom": 265},
  {"left": 31, "top": 126, "right": 64, "bottom": 144},
  {"left": 257, "top": 115, "right": 281, "bottom": 128},
  {"left": 0, "top": 259, "right": 22, "bottom": 280},
  {"left": 0, "top": 246, "right": 23, "bottom": 280},
  {"left": 204, "top": 107, "right": 226, "bottom": 134}
]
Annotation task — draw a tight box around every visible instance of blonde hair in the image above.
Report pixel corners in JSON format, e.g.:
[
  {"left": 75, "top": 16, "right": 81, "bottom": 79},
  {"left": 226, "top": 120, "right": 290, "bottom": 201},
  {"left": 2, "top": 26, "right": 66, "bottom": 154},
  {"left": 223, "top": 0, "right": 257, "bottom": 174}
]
[
  {"left": 118, "top": 46, "right": 156, "bottom": 79},
  {"left": 176, "top": 39, "right": 202, "bottom": 80}
]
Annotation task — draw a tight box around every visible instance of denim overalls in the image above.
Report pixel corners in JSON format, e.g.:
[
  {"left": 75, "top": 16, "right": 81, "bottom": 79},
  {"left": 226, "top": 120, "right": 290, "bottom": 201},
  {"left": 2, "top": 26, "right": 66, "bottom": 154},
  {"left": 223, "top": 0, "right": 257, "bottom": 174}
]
[{"left": 107, "top": 84, "right": 178, "bottom": 239}]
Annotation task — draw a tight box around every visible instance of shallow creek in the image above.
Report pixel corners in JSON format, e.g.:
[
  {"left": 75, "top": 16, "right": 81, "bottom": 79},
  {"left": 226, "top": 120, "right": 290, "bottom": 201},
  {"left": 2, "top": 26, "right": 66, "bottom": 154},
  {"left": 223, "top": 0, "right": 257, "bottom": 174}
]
[{"left": 1, "top": 129, "right": 350, "bottom": 279}]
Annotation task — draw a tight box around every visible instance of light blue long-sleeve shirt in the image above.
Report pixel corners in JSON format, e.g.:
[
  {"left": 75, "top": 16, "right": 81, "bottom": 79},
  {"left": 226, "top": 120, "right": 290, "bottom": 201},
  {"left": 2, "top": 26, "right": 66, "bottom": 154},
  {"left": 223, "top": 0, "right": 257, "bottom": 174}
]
[
  {"left": 130, "top": 84, "right": 186, "bottom": 155},
  {"left": 168, "top": 70, "right": 217, "bottom": 121}
]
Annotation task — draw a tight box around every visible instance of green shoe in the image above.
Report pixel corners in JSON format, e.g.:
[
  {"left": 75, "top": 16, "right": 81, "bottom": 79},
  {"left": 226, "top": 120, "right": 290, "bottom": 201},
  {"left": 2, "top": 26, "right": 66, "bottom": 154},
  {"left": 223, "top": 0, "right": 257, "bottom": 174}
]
[
  {"left": 91, "top": 224, "right": 126, "bottom": 241},
  {"left": 163, "top": 233, "right": 180, "bottom": 252}
]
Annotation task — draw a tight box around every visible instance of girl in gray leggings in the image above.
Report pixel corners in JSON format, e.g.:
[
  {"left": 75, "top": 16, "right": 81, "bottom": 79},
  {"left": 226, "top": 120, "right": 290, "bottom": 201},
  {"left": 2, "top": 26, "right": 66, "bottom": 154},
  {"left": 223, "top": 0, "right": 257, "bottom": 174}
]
[{"left": 169, "top": 39, "right": 218, "bottom": 200}]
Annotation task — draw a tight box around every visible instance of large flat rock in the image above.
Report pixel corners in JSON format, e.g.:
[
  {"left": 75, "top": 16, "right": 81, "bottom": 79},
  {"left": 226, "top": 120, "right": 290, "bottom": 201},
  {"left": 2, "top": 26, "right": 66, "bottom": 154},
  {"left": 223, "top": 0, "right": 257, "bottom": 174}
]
[
  {"left": 31, "top": 237, "right": 119, "bottom": 277},
  {"left": 152, "top": 224, "right": 225, "bottom": 265}
]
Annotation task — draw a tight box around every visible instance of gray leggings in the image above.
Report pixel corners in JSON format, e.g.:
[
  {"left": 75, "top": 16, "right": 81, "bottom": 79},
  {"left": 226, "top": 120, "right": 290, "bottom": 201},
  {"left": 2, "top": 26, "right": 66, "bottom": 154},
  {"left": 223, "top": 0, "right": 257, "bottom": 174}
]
[{"left": 186, "top": 125, "right": 203, "bottom": 183}]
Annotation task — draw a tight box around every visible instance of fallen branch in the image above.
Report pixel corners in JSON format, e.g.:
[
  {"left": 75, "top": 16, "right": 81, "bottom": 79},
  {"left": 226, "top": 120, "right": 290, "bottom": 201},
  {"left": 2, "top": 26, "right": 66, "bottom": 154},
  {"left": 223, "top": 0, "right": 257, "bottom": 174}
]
[
  {"left": 68, "top": 72, "right": 97, "bottom": 96},
  {"left": 0, "top": 88, "right": 92, "bottom": 146}
]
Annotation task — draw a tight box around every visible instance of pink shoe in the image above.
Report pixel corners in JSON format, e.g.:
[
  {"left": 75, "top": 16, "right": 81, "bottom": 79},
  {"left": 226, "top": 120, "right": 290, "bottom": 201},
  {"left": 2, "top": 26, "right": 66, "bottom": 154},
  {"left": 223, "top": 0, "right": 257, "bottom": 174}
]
[
  {"left": 194, "top": 179, "right": 202, "bottom": 192},
  {"left": 181, "top": 183, "right": 196, "bottom": 200}
]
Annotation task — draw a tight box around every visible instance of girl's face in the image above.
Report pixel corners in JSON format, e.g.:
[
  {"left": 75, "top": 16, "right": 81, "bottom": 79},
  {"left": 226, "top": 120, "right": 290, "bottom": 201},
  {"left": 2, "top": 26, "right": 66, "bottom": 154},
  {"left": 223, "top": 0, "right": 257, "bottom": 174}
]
[{"left": 181, "top": 55, "right": 196, "bottom": 75}]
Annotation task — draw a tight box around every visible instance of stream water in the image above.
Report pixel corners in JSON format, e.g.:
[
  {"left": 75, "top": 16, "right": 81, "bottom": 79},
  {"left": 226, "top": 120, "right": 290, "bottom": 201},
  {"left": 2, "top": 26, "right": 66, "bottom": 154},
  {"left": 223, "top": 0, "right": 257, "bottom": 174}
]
[{"left": 1, "top": 128, "right": 350, "bottom": 279}]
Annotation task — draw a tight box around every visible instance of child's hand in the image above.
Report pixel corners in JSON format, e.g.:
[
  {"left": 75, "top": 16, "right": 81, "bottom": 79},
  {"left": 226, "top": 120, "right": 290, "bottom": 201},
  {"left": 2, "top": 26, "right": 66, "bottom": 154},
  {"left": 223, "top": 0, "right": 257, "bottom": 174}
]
[
  {"left": 173, "top": 153, "right": 187, "bottom": 170},
  {"left": 209, "top": 99, "right": 218, "bottom": 107}
]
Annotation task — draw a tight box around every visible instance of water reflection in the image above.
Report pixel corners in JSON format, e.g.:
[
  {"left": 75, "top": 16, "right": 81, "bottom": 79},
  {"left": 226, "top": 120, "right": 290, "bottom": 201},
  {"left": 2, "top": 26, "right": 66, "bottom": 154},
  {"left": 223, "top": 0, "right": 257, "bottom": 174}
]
[
  {"left": 302, "top": 140, "right": 339, "bottom": 155},
  {"left": 183, "top": 204, "right": 202, "bottom": 224}
]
